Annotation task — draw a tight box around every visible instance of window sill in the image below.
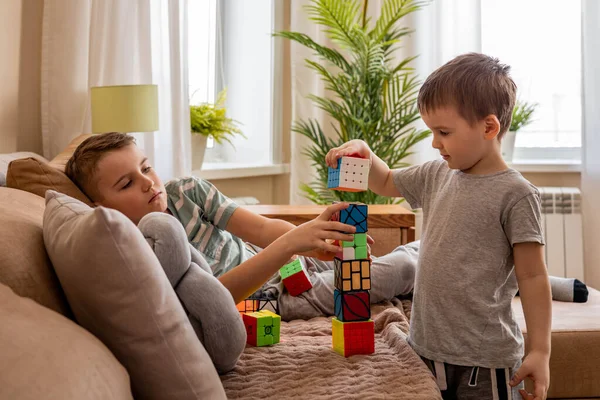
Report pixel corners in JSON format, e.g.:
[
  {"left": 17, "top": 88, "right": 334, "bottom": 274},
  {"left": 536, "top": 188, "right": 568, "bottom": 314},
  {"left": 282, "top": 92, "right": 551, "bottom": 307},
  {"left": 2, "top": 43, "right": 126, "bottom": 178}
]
[
  {"left": 192, "top": 163, "right": 290, "bottom": 180},
  {"left": 508, "top": 159, "right": 581, "bottom": 173}
]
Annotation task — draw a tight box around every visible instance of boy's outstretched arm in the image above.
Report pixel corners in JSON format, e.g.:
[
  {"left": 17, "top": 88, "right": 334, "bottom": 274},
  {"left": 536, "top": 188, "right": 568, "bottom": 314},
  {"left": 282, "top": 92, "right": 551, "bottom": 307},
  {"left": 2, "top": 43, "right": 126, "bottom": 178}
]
[
  {"left": 219, "top": 203, "right": 356, "bottom": 303},
  {"left": 325, "top": 139, "right": 402, "bottom": 198},
  {"left": 226, "top": 207, "right": 298, "bottom": 250},
  {"left": 511, "top": 242, "right": 551, "bottom": 400}
]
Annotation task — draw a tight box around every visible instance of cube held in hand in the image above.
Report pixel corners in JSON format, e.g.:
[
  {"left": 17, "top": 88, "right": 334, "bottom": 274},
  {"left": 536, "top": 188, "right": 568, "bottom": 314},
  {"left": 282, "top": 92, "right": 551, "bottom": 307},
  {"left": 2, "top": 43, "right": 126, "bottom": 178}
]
[
  {"left": 327, "top": 156, "right": 370, "bottom": 192},
  {"left": 331, "top": 202, "right": 368, "bottom": 233}
]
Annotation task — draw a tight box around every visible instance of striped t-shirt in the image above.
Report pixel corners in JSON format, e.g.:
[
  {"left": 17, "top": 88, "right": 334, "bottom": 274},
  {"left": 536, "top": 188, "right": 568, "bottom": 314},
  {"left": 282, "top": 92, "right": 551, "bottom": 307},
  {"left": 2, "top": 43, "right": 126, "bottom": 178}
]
[{"left": 165, "top": 176, "right": 252, "bottom": 277}]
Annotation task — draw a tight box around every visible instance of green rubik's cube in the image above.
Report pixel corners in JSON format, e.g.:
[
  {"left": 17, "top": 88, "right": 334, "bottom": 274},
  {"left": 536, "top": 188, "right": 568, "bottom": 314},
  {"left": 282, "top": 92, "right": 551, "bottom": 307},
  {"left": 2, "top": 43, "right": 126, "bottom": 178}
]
[
  {"left": 339, "top": 232, "right": 369, "bottom": 260},
  {"left": 279, "top": 258, "right": 312, "bottom": 296},
  {"left": 243, "top": 310, "right": 281, "bottom": 347}
]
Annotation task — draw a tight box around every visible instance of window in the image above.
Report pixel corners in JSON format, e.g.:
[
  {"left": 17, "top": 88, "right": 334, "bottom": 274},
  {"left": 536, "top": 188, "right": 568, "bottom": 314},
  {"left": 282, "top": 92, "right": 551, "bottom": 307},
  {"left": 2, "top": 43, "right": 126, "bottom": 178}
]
[
  {"left": 481, "top": 0, "right": 582, "bottom": 162},
  {"left": 187, "top": 0, "right": 278, "bottom": 168}
]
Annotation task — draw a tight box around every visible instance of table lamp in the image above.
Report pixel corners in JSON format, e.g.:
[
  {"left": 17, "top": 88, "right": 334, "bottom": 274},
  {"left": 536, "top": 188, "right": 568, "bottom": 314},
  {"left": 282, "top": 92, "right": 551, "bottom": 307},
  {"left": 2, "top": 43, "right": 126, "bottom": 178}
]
[{"left": 91, "top": 84, "right": 159, "bottom": 133}]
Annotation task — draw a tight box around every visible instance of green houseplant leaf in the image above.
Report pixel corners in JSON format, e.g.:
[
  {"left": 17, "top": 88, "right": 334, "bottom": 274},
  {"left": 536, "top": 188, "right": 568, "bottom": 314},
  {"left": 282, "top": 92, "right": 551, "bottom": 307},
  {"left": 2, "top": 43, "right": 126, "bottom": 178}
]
[
  {"left": 510, "top": 100, "right": 537, "bottom": 132},
  {"left": 275, "top": 0, "right": 430, "bottom": 205},
  {"left": 190, "top": 88, "right": 245, "bottom": 146}
]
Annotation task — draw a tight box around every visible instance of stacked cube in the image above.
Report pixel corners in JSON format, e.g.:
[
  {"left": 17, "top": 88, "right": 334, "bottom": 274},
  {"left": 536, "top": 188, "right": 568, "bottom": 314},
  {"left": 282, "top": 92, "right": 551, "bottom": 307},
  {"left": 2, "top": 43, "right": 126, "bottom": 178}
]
[{"left": 328, "top": 156, "right": 375, "bottom": 357}]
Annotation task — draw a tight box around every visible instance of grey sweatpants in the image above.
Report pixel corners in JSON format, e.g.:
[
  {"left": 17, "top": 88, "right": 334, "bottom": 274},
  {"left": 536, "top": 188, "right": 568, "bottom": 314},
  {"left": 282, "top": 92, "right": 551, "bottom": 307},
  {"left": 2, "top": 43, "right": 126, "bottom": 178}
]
[
  {"left": 259, "top": 241, "right": 420, "bottom": 321},
  {"left": 421, "top": 356, "right": 524, "bottom": 400}
]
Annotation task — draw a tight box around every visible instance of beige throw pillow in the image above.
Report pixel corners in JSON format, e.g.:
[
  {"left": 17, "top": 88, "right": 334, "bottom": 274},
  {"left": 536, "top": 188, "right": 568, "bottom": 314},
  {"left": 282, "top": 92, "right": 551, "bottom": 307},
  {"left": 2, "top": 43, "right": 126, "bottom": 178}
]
[
  {"left": 7, "top": 157, "right": 93, "bottom": 206},
  {"left": 43, "top": 190, "right": 226, "bottom": 400},
  {"left": 0, "top": 283, "right": 132, "bottom": 400}
]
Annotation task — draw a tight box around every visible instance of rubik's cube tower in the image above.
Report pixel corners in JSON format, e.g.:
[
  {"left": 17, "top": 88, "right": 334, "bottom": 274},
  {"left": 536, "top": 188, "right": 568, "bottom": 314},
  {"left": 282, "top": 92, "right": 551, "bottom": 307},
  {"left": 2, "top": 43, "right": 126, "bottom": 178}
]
[{"left": 328, "top": 156, "right": 375, "bottom": 357}]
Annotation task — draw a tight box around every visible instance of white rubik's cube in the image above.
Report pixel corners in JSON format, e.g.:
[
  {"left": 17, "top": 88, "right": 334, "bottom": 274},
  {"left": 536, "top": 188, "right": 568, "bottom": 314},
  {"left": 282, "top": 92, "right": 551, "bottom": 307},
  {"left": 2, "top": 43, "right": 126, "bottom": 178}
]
[{"left": 327, "top": 156, "right": 369, "bottom": 192}]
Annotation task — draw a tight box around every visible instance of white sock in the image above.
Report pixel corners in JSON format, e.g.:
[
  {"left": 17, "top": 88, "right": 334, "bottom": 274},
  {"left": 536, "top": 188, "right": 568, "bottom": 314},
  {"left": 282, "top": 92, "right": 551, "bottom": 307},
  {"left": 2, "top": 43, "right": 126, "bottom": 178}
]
[{"left": 549, "top": 276, "right": 588, "bottom": 303}]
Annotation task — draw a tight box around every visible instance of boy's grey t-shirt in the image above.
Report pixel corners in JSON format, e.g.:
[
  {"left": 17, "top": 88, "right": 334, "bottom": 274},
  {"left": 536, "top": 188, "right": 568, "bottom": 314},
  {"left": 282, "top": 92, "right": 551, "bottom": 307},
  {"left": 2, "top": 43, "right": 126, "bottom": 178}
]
[{"left": 393, "top": 160, "right": 544, "bottom": 368}]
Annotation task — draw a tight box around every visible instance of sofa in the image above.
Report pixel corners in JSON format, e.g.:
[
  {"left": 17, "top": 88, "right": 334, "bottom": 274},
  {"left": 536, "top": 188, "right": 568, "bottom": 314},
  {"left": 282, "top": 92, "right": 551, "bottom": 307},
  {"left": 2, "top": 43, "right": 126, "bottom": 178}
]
[{"left": 1, "top": 136, "right": 599, "bottom": 399}]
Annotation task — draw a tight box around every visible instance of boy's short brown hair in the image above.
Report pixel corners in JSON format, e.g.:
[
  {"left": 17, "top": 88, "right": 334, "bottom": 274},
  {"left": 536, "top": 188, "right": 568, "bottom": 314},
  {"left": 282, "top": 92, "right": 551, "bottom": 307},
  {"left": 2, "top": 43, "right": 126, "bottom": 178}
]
[
  {"left": 418, "top": 53, "right": 517, "bottom": 138},
  {"left": 65, "top": 132, "right": 136, "bottom": 200}
]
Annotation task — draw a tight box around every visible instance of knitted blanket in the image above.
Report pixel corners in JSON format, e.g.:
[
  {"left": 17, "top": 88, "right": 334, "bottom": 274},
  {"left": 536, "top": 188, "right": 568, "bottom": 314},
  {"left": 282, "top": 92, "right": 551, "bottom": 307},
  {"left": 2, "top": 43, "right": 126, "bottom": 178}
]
[{"left": 221, "top": 299, "right": 441, "bottom": 399}]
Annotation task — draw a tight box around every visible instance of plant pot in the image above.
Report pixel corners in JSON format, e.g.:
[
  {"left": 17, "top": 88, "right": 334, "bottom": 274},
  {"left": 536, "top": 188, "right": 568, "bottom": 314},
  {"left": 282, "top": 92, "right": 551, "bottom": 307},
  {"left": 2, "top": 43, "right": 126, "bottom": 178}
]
[
  {"left": 191, "top": 133, "right": 208, "bottom": 171},
  {"left": 501, "top": 130, "right": 517, "bottom": 162}
]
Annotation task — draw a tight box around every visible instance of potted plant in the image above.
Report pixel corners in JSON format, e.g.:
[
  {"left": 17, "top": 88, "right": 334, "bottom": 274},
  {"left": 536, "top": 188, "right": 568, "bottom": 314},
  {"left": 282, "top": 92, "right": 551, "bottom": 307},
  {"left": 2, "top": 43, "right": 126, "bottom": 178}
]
[
  {"left": 275, "top": 0, "right": 430, "bottom": 205},
  {"left": 190, "top": 88, "right": 244, "bottom": 170},
  {"left": 502, "top": 100, "right": 537, "bottom": 162}
]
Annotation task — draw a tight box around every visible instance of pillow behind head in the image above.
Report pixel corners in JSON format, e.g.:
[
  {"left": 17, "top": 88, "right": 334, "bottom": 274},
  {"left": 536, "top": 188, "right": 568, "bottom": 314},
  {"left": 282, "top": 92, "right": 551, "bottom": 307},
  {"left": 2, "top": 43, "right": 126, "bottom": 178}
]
[
  {"left": 43, "top": 190, "right": 226, "bottom": 400},
  {"left": 7, "top": 157, "right": 93, "bottom": 206}
]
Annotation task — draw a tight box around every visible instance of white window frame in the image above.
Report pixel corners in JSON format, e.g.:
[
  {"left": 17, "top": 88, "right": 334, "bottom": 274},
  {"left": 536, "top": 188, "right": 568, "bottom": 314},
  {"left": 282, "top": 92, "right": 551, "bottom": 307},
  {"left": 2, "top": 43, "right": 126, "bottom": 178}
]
[
  {"left": 196, "top": 0, "right": 284, "bottom": 174},
  {"left": 480, "top": 0, "right": 582, "bottom": 166}
]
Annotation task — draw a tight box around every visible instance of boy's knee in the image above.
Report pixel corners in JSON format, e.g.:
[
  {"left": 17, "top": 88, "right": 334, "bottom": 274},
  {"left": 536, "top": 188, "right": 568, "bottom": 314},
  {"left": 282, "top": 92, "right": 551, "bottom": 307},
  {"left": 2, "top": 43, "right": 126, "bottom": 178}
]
[
  {"left": 138, "top": 212, "right": 187, "bottom": 244},
  {"left": 138, "top": 212, "right": 190, "bottom": 286}
]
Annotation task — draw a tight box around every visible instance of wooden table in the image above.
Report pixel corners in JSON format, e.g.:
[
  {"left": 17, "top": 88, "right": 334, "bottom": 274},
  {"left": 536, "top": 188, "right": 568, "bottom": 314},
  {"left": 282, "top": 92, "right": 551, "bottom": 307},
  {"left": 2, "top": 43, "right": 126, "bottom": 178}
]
[{"left": 242, "top": 204, "right": 415, "bottom": 257}]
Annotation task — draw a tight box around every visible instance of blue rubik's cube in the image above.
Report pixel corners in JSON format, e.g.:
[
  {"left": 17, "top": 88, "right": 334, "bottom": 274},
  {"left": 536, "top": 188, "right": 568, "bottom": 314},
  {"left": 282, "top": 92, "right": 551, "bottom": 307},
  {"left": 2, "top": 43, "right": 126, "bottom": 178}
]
[{"left": 332, "top": 202, "right": 368, "bottom": 233}]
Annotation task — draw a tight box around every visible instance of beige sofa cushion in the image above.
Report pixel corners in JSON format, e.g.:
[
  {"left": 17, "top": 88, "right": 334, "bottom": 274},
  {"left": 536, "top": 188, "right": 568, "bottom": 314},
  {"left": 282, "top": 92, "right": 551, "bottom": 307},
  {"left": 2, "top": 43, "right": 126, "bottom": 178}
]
[
  {"left": 6, "top": 157, "right": 93, "bottom": 206},
  {"left": 43, "top": 190, "right": 226, "bottom": 400},
  {"left": 0, "top": 187, "right": 71, "bottom": 317},
  {"left": 0, "top": 283, "right": 132, "bottom": 399},
  {"left": 514, "top": 287, "right": 600, "bottom": 399}
]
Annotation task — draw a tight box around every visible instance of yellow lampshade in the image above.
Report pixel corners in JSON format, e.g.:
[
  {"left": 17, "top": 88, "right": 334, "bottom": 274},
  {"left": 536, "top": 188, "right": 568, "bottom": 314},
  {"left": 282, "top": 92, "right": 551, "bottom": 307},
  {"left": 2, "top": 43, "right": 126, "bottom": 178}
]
[{"left": 91, "top": 84, "right": 159, "bottom": 133}]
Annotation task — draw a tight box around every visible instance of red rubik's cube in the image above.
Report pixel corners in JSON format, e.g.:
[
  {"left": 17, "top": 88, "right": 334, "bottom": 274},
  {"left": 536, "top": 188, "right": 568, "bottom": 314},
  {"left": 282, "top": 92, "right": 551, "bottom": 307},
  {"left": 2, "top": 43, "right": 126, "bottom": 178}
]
[
  {"left": 334, "top": 289, "right": 370, "bottom": 322},
  {"left": 279, "top": 258, "right": 312, "bottom": 296},
  {"left": 332, "top": 318, "right": 375, "bottom": 357}
]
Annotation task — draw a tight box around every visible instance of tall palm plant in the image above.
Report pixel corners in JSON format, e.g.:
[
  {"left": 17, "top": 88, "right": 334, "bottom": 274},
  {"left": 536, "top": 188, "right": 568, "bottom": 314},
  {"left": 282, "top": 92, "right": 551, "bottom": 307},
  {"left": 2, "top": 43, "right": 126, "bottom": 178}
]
[{"left": 276, "top": 0, "right": 430, "bottom": 204}]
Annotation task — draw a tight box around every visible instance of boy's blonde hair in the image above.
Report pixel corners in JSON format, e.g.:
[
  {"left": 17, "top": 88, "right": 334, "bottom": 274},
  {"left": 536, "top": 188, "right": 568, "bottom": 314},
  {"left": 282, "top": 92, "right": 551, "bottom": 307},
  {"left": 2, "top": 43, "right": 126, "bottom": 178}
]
[
  {"left": 65, "top": 132, "right": 136, "bottom": 200},
  {"left": 417, "top": 53, "right": 517, "bottom": 138}
]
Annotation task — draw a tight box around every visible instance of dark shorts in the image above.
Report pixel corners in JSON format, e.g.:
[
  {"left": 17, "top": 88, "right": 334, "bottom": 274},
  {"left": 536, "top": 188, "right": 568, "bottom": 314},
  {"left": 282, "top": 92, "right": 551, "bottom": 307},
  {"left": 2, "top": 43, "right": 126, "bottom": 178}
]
[{"left": 421, "top": 356, "right": 524, "bottom": 400}]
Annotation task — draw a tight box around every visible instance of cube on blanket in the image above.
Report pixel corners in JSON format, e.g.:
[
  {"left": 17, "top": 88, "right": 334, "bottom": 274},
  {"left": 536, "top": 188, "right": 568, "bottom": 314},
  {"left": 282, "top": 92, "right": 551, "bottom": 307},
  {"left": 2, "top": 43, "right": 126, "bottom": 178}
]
[
  {"left": 243, "top": 310, "right": 281, "bottom": 347},
  {"left": 332, "top": 318, "right": 375, "bottom": 357}
]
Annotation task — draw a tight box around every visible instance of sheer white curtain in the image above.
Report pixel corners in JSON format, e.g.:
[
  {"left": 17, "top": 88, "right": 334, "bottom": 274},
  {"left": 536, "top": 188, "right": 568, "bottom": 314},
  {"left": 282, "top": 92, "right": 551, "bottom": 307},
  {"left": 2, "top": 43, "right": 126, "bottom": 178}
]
[
  {"left": 289, "top": 0, "right": 336, "bottom": 205},
  {"left": 41, "top": 0, "right": 190, "bottom": 180},
  {"left": 581, "top": 0, "right": 600, "bottom": 289},
  {"left": 288, "top": 0, "right": 481, "bottom": 204}
]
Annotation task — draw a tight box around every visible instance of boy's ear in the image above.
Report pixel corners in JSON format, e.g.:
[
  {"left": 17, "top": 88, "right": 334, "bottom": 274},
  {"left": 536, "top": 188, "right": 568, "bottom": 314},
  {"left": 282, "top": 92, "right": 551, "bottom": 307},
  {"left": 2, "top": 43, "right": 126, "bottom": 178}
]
[{"left": 483, "top": 114, "right": 501, "bottom": 141}]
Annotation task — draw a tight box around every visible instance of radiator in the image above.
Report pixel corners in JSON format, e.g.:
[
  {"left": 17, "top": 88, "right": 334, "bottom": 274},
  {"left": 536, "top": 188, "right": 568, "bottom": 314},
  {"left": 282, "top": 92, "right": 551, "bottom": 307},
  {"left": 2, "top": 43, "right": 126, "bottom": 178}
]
[{"left": 540, "top": 187, "right": 585, "bottom": 280}]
